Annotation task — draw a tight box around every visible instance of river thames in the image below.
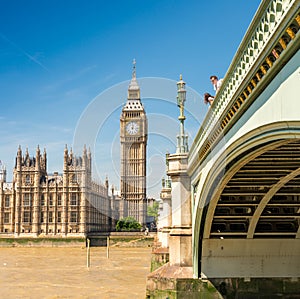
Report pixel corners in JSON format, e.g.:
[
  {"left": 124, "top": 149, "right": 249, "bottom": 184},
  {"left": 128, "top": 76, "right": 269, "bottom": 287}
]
[{"left": 0, "top": 247, "right": 152, "bottom": 298}]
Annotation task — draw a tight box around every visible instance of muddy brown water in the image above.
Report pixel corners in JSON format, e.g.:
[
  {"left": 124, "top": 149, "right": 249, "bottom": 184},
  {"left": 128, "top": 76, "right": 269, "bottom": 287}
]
[{"left": 0, "top": 247, "right": 152, "bottom": 299}]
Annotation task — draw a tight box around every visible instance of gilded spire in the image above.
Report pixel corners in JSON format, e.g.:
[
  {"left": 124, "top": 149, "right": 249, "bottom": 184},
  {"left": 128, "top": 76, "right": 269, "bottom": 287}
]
[
  {"left": 132, "top": 58, "right": 136, "bottom": 79},
  {"left": 129, "top": 58, "right": 139, "bottom": 90}
]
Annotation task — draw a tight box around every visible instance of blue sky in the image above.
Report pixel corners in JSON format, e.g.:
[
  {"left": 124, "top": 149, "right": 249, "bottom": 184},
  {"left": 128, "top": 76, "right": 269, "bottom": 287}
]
[{"left": 0, "top": 0, "right": 261, "bottom": 198}]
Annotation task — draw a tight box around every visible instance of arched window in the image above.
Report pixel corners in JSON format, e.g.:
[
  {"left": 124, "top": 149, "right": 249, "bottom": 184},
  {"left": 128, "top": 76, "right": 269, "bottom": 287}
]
[
  {"left": 70, "top": 211, "right": 78, "bottom": 223},
  {"left": 48, "top": 211, "right": 53, "bottom": 223},
  {"left": 4, "top": 196, "right": 10, "bottom": 207},
  {"left": 57, "top": 194, "right": 62, "bottom": 206},
  {"left": 23, "top": 194, "right": 31, "bottom": 206},
  {"left": 70, "top": 194, "right": 78, "bottom": 206},
  {"left": 25, "top": 175, "right": 30, "bottom": 184}
]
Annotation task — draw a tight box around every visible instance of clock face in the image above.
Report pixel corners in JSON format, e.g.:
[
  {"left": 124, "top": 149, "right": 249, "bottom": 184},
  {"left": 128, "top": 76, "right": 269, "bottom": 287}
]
[{"left": 126, "top": 121, "right": 139, "bottom": 135}]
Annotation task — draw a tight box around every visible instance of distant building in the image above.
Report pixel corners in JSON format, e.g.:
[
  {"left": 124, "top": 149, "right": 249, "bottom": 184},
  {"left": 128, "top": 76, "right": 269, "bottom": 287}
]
[{"left": 0, "top": 145, "right": 114, "bottom": 237}]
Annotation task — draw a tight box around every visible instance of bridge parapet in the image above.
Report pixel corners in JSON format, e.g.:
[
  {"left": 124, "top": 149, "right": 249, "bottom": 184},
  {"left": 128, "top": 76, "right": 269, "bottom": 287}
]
[{"left": 189, "top": 0, "right": 300, "bottom": 171}]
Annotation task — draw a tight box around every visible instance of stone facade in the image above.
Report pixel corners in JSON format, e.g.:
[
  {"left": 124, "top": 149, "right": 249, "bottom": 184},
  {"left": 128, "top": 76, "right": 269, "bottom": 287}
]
[{"left": 0, "top": 145, "right": 113, "bottom": 237}]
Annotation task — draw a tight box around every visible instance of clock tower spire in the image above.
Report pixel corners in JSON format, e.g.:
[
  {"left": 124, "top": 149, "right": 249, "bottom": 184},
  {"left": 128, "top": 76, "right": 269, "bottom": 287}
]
[
  {"left": 120, "top": 60, "right": 148, "bottom": 225},
  {"left": 127, "top": 58, "right": 141, "bottom": 100}
]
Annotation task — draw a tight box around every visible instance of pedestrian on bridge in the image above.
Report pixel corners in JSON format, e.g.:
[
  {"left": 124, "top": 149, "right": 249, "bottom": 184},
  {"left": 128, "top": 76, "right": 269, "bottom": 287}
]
[
  {"left": 210, "top": 75, "right": 223, "bottom": 93},
  {"left": 204, "top": 92, "right": 215, "bottom": 105}
]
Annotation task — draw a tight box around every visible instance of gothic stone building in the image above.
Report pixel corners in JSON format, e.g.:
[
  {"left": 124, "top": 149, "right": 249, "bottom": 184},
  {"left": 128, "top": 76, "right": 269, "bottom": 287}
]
[
  {"left": 0, "top": 145, "right": 112, "bottom": 237},
  {"left": 120, "top": 61, "right": 148, "bottom": 225}
]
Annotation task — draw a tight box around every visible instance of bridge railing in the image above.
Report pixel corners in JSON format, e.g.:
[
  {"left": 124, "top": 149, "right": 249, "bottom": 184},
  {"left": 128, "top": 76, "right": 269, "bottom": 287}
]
[{"left": 189, "top": 0, "right": 300, "bottom": 170}]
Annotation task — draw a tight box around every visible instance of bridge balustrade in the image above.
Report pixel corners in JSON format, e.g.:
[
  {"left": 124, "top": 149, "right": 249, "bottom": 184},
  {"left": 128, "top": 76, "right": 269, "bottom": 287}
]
[{"left": 189, "top": 0, "right": 300, "bottom": 167}]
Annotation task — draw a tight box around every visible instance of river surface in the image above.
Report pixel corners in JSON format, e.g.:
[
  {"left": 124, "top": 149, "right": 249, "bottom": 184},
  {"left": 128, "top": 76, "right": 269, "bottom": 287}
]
[{"left": 0, "top": 247, "right": 152, "bottom": 299}]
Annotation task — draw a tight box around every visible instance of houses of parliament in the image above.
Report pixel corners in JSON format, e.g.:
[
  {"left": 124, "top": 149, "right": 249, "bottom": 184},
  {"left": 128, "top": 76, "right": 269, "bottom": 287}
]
[{"left": 0, "top": 63, "right": 149, "bottom": 237}]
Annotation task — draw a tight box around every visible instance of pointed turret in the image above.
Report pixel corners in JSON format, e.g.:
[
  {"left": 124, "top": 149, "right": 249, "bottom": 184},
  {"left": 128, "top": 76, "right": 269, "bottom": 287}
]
[
  {"left": 35, "top": 145, "right": 41, "bottom": 170},
  {"left": 16, "top": 145, "right": 22, "bottom": 170},
  {"left": 105, "top": 176, "right": 109, "bottom": 190},
  {"left": 111, "top": 184, "right": 115, "bottom": 196},
  {"left": 82, "top": 145, "right": 87, "bottom": 169},
  {"left": 64, "top": 145, "right": 68, "bottom": 170},
  {"left": 43, "top": 148, "right": 47, "bottom": 171},
  {"left": 0, "top": 161, "right": 7, "bottom": 182},
  {"left": 24, "top": 147, "right": 30, "bottom": 166},
  {"left": 87, "top": 147, "right": 92, "bottom": 171},
  {"left": 69, "top": 147, "right": 73, "bottom": 166}
]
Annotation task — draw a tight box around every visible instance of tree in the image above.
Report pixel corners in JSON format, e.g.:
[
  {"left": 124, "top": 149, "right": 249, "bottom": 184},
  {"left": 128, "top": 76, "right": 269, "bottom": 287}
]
[
  {"left": 116, "top": 216, "right": 142, "bottom": 232},
  {"left": 147, "top": 200, "right": 159, "bottom": 224}
]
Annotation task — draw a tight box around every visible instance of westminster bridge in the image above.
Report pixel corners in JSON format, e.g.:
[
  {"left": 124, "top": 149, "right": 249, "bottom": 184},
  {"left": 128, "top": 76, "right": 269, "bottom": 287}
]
[
  {"left": 188, "top": 0, "right": 300, "bottom": 280},
  {"left": 148, "top": 0, "right": 300, "bottom": 297}
]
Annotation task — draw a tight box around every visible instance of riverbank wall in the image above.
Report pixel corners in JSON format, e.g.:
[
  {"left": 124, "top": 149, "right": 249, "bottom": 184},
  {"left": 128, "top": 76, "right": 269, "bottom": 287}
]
[
  {"left": 0, "top": 232, "right": 155, "bottom": 248},
  {"left": 0, "top": 237, "right": 85, "bottom": 247}
]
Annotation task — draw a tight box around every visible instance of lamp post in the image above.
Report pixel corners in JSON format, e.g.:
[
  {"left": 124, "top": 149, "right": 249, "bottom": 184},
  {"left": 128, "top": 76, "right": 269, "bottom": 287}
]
[{"left": 176, "top": 74, "right": 188, "bottom": 153}]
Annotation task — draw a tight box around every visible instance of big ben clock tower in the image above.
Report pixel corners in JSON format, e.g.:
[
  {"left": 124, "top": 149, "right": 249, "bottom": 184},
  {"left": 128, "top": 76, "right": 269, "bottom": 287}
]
[{"left": 120, "top": 60, "right": 147, "bottom": 225}]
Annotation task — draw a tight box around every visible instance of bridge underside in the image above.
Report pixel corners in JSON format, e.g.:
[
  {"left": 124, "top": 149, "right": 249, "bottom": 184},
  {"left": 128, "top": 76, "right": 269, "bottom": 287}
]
[
  {"left": 211, "top": 139, "right": 300, "bottom": 240},
  {"left": 199, "top": 138, "right": 300, "bottom": 279}
]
